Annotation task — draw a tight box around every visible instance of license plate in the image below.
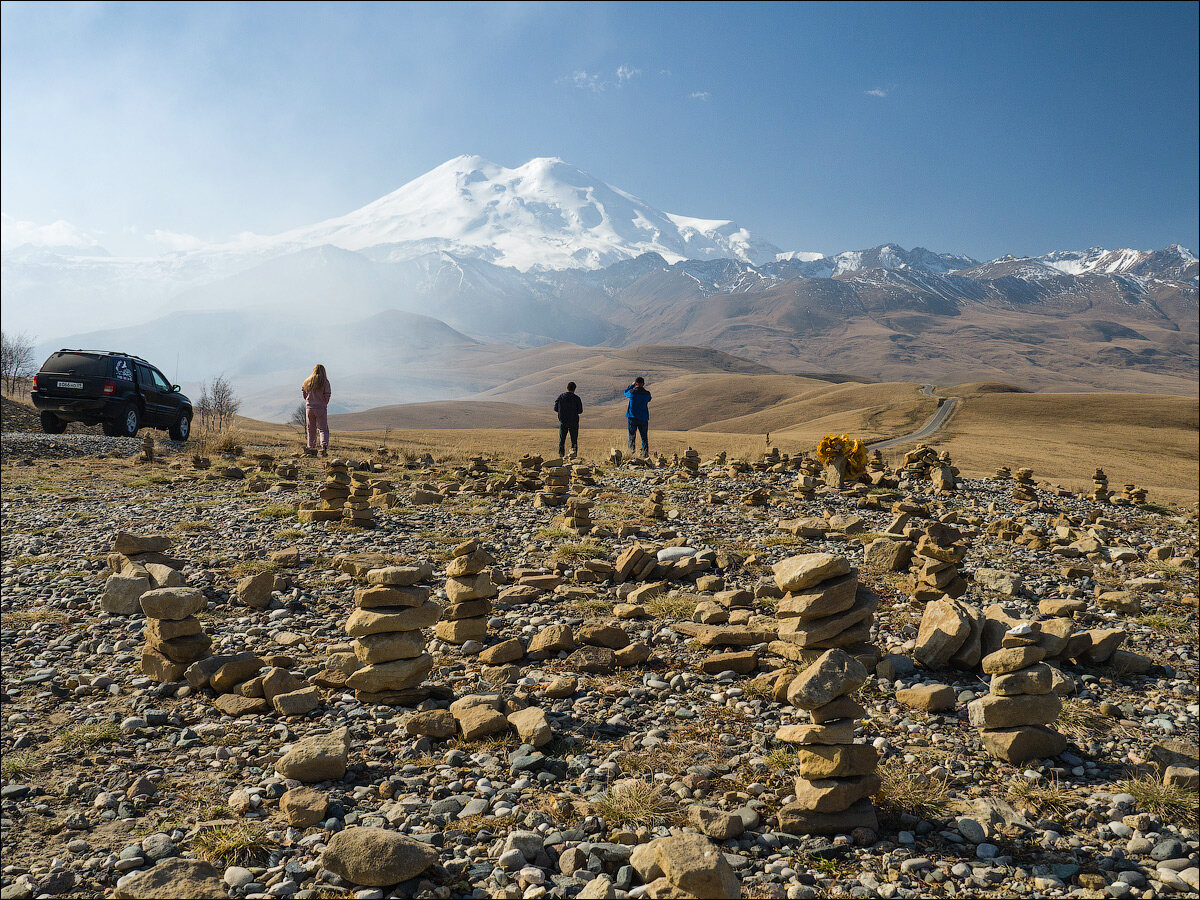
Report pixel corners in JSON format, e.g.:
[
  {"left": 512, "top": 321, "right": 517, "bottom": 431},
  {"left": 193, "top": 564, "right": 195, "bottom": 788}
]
[{"left": 56, "top": 381, "right": 83, "bottom": 389}]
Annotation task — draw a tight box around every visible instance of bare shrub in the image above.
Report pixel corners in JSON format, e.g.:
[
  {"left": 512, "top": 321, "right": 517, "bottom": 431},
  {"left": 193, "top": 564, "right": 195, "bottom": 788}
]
[
  {"left": 1, "top": 331, "right": 37, "bottom": 395},
  {"left": 195, "top": 375, "right": 241, "bottom": 438}
]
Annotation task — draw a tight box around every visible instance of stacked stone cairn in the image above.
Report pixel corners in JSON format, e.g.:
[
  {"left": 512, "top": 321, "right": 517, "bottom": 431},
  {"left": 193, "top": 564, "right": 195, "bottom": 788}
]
[
  {"left": 930, "top": 451, "right": 958, "bottom": 492},
  {"left": 344, "top": 562, "right": 439, "bottom": 704},
  {"left": 640, "top": 488, "right": 666, "bottom": 519},
  {"left": 139, "top": 585, "right": 211, "bottom": 683},
  {"left": 103, "top": 531, "right": 188, "bottom": 615},
  {"left": 995, "top": 465, "right": 1012, "bottom": 479},
  {"left": 1123, "top": 484, "right": 1147, "bottom": 504},
  {"left": 298, "top": 459, "right": 351, "bottom": 523},
  {"left": 905, "top": 522, "right": 968, "bottom": 602},
  {"left": 770, "top": 553, "right": 879, "bottom": 670},
  {"left": 775, "top": 648, "right": 880, "bottom": 834},
  {"left": 368, "top": 477, "right": 398, "bottom": 510},
  {"left": 553, "top": 497, "right": 594, "bottom": 536},
  {"left": 900, "top": 444, "right": 940, "bottom": 480},
  {"left": 436, "top": 540, "right": 498, "bottom": 646},
  {"left": 968, "top": 622, "right": 1066, "bottom": 763},
  {"left": 1091, "top": 468, "right": 1110, "bottom": 502},
  {"left": 342, "top": 469, "right": 377, "bottom": 527},
  {"left": 535, "top": 459, "right": 570, "bottom": 508},
  {"left": 571, "top": 464, "right": 599, "bottom": 488},
  {"left": 1012, "top": 468, "right": 1038, "bottom": 502},
  {"left": 679, "top": 447, "right": 701, "bottom": 472}
]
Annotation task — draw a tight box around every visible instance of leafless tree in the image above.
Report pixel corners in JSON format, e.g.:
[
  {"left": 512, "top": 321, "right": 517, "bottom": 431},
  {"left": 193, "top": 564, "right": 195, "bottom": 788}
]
[
  {"left": 289, "top": 402, "right": 307, "bottom": 434},
  {"left": 0, "top": 331, "right": 37, "bottom": 396},
  {"left": 195, "top": 374, "right": 241, "bottom": 436}
]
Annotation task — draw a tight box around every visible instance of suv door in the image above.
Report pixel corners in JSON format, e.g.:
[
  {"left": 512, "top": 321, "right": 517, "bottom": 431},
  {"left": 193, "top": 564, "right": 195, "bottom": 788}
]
[{"left": 135, "top": 363, "right": 170, "bottom": 426}]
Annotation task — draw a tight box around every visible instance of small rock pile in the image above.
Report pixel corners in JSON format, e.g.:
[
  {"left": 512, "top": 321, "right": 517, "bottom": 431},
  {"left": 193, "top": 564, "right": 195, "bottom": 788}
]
[
  {"left": 640, "top": 488, "right": 666, "bottom": 519},
  {"left": 103, "top": 531, "right": 188, "bottom": 615},
  {"left": 344, "top": 563, "right": 439, "bottom": 704},
  {"left": 1012, "top": 468, "right": 1038, "bottom": 502},
  {"left": 771, "top": 553, "right": 878, "bottom": 668},
  {"left": 776, "top": 649, "right": 880, "bottom": 834},
  {"left": 1123, "top": 483, "right": 1148, "bottom": 504},
  {"left": 1091, "top": 467, "right": 1110, "bottom": 502},
  {"left": 553, "top": 496, "right": 594, "bottom": 535},
  {"left": 906, "top": 521, "right": 968, "bottom": 602},
  {"left": 536, "top": 460, "right": 570, "bottom": 508},
  {"left": 298, "top": 459, "right": 351, "bottom": 523},
  {"left": 680, "top": 447, "right": 701, "bottom": 472},
  {"left": 969, "top": 623, "right": 1067, "bottom": 764},
  {"left": 900, "top": 444, "right": 940, "bottom": 480},
  {"left": 436, "top": 540, "right": 498, "bottom": 646},
  {"left": 139, "top": 586, "right": 211, "bottom": 683}
]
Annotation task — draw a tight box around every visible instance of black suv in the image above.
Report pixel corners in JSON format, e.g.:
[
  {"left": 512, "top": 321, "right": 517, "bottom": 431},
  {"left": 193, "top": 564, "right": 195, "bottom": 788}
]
[{"left": 31, "top": 350, "right": 193, "bottom": 441}]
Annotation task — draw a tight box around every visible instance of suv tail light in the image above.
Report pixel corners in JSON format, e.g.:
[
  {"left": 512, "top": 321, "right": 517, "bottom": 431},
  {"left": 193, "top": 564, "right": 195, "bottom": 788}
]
[
  {"left": 31, "top": 374, "right": 38, "bottom": 391},
  {"left": 102, "top": 379, "right": 116, "bottom": 395}
]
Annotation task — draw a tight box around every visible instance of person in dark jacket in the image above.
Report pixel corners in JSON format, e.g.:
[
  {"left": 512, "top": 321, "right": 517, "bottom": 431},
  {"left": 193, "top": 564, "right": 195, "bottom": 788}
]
[
  {"left": 554, "top": 381, "right": 584, "bottom": 457},
  {"left": 624, "top": 376, "right": 651, "bottom": 457}
]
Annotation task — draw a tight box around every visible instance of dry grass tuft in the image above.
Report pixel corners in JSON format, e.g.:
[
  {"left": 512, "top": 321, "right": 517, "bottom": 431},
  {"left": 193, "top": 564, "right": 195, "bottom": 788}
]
[
  {"left": 1135, "top": 614, "right": 1192, "bottom": 636},
  {"left": 0, "top": 752, "right": 39, "bottom": 778},
  {"left": 553, "top": 541, "right": 606, "bottom": 561},
  {"left": 645, "top": 592, "right": 700, "bottom": 620},
  {"left": 1008, "top": 776, "right": 1078, "bottom": 818},
  {"left": 594, "top": 780, "right": 679, "bottom": 828},
  {"left": 875, "top": 759, "right": 951, "bottom": 821},
  {"left": 56, "top": 723, "right": 121, "bottom": 749},
  {"left": 1055, "top": 699, "right": 1110, "bottom": 742},
  {"left": 192, "top": 823, "right": 272, "bottom": 867},
  {"left": 1115, "top": 774, "right": 1198, "bottom": 827}
]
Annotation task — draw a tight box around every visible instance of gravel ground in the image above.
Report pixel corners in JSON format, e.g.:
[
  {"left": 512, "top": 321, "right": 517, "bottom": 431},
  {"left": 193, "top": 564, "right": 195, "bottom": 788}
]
[{"left": 1, "top": 440, "right": 1197, "bottom": 900}]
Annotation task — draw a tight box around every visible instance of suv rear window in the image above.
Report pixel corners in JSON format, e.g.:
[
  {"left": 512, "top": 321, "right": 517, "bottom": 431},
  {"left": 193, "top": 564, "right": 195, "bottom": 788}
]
[{"left": 39, "top": 353, "right": 110, "bottom": 377}]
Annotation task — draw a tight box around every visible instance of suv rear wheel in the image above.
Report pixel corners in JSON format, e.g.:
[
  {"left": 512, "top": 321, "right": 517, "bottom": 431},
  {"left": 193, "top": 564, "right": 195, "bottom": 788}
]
[
  {"left": 39, "top": 411, "right": 68, "bottom": 434},
  {"left": 168, "top": 411, "right": 192, "bottom": 442},
  {"left": 115, "top": 403, "right": 140, "bottom": 438}
]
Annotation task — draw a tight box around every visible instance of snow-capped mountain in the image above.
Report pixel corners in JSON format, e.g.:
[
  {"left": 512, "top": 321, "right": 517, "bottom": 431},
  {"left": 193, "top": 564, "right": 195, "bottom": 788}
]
[
  {"left": 256, "top": 155, "right": 791, "bottom": 271},
  {"left": 1030, "top": 245, "right": 1197, "bottom": 281}
]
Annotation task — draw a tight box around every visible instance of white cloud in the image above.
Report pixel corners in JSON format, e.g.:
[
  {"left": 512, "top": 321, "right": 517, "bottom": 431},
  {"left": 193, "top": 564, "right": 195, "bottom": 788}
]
[
  {"left": 146, "top": 229, "right": 206, "bottom": 252},
  {"left": 616, "top": 65, "right": 641, "bottom": 82},
  {"left": 689, "top": 91, "right": 710, "bottom": 101},
  {"left": 568, "top": 70, "right": 604, "bottom": 92},
  {"left": 0, "top": 213, "right": 102, "bottom": 251},
  {"left": 865, "top": 87, "right": 888, "bottom": 98}
]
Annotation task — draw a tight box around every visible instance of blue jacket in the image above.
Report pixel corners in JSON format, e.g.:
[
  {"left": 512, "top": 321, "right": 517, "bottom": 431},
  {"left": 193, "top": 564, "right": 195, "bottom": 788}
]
[{"left": 624, "top": 385, "right": 651, "bottom": 421}]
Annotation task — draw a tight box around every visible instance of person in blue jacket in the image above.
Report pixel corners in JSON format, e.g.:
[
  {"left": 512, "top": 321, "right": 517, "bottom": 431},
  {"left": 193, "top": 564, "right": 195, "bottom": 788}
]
[{"left": 624, "top": 376, "right": 652, "bottom": 457}]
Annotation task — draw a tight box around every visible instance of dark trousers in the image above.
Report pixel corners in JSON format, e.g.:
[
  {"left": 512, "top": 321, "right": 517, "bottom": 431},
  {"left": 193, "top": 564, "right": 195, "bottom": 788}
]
[
  {"left": 558, "top": 421, "right": 579, "bottom": 456},
  {"left": 627, "top": 418, "right": 648, "bottom": 455}
]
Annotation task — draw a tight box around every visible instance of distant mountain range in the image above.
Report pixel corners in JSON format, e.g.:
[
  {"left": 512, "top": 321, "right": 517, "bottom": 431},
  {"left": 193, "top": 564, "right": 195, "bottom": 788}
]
[{"left": 3, "top": 155, "right": 1195, "bottom": 417}]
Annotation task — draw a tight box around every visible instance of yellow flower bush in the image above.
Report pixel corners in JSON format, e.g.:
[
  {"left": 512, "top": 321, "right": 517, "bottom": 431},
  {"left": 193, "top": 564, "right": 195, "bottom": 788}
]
[{"left": 815, "top": 434, "right": 869, "bottom": 478}]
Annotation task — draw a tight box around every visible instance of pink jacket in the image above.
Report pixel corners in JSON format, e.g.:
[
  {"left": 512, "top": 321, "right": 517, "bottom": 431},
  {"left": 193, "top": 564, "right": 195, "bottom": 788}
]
[{"left": 302, "top": 382, "right": 331, "bottom": 409}]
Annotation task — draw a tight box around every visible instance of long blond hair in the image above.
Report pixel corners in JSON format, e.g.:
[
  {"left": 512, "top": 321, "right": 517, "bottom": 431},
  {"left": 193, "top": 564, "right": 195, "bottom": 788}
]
[{"left": 302, "top": 364, "right": 328, "bottom": 393}]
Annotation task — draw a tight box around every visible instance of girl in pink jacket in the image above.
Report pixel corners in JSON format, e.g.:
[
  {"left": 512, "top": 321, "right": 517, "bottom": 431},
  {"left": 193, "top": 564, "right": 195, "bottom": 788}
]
[{"left": 301, "top": 364, "right": 332, "bottom": 456}]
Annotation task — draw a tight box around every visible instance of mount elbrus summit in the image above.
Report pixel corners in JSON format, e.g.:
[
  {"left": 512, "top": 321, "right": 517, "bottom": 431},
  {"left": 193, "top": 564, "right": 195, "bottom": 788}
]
[{"left": 5, "top": 156, "right": 1195, "bottom": 418}]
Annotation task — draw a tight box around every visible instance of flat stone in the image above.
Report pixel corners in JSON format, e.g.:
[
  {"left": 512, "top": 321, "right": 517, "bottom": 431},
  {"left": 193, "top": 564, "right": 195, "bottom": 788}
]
[
  {"left": 213, "top": 694, "right": 269, "bottom": 716},
  {"left": 981, "top": 645, "right": 1046, "bottom": 674},
  {"left": 991, "top": 664, "right": 1053, "bottom": 696},
  {"left": 210, "top": 652, "right": 266, "bottom": 693},
  {"left": 139, "top": 586, "right": 205, "bottom": 620},
  {"left": 777, "top": 797, "right": 879, "bottom": 835},
  {"left": 913, "top": 599, "right": 971, "bottom": 668},
  {"left": 699, "top": 650, "right": 758, "bottom": 674},
  {"left": 528, "top": 624, "right": 576, "bottom": 658},
  {"left": 790, "top": 774, "right": 882, "bottom": 813},
  {"left": 406, "top": 709, "right": 456, "bottom": 739},
  {"left": 980, "top": 725, "right": 1067, "bottom": 763},
  {"left": 773, "top": 553, "right": 852, "bottom": 593},
  {"left": 103, "top": 574, "right": 150, "bottom": 615},
  {"left": 566, "top": 645, "right": 616, "bottom": 673},
  {"left": 896, "top": 683, "right": 956, "bottom": 712},
  {"left": 968, "top": 692, "right": 1062, "bottom": 728},
  {"left": 354, "top": 585, "right": 430, "bottom": 609},
  {"left": 795, "top": 744, "right": 879, "bottom": 778},
  {"left": 272, "top": 687, "right": 321, "bottom": 716},
  {"left": 478, "top": 638, "right": 525, "bottom": 665},
  {"left": 776, "top": 572, "right": 859, "bottom": 621},
  {"left": 776, "top": 589, "right": 877, "bottom": 647},
  {"left": 434, "top": 617, "right": 488, "bottom": 644},
  {"left": 454, "top": 705, "right": 509, "bottom": 741},
  {"left": 776, "top": 720, "right": 856, "bottom": 744},
  {"left": 445, "top": 573, "right": 498, "bottom": 603},
  {"left": 686, "top": 805, "right": 745, "bottom": 840},
  {"left": 366, "top": 564, "right": 433, "bottom": 586},
  {"left": 345, "top": 602, "right": 443, "bottom": 637},
  {"left": 236, "top": 572, "right": 275, "bottom": 609},
  {"left": 786, "top": 649, "right": 868, "bottom": 710},
  {"left": 346, "top": 654, "right": 433, "bottom": 692},
  {"left": 809, "top": 696, "right": 866, "bottom": 724}
]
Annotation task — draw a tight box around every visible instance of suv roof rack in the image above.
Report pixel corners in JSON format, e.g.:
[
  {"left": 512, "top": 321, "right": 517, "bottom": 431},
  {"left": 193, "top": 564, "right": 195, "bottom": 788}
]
[{"left": 56, "top": 349, "right": 151, "bottom": 364}]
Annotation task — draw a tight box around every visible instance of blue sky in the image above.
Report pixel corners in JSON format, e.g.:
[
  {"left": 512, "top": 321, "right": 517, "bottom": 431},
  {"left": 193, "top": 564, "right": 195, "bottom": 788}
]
[{"left": 2, "top": 1, "right": 1197, "bottom": 259}]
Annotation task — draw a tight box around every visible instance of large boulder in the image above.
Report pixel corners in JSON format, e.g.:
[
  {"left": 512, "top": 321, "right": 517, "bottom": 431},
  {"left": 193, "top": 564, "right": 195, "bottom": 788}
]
[
  {"left": 651, "top": 834, "right": 740, "bottom": 899},
  {"left": 113, "top": 858, "right": 225, "bottom": 899},
  {"left": 275, "top": 728, "right": 351, "bottom": 783},
  {"left": 322, "top": 827, "right": 438, "bottom": 886},
  {"left": 913, "top": 599, "right": 970, "bottom": 669}
]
